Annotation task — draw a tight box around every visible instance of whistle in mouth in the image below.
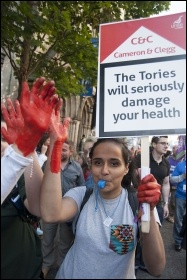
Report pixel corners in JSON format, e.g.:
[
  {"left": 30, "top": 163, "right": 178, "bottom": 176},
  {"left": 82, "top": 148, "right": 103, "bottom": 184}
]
[{"left": 98, "top": 180, "right": 106, "bottom": 189}]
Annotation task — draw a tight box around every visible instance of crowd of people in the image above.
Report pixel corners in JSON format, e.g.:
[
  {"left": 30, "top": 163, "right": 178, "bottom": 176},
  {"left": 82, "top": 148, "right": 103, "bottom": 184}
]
[{"left": 1, "top": 77, "right": 186, "bottom": 279}]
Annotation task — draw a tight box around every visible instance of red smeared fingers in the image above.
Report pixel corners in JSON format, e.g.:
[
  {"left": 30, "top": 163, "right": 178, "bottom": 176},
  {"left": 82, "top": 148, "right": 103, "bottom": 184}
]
[
  {"left": 49, "top": 94, "right": 59, "bottom": 108},
  {"left": 55, "top": 98, "right": 63, "bottom": 117},
  {"left": 1, "top": 127, "right": 12, "bottom": 144},
  {"left": 39, "top": 81, "right": 56, "bottom": 99},
  {"left": 137, "top": 189, "right": 161, "bottom": 198},
  {"left": 31, "top": 77, "right": 46, "bottom": 95},
  {"left": 45, "top": 87, "right": 57, "bottom": 102},
  {"left": 63, "top": 117, "right": 71, "bottom": 130},
  {"left": 6, "top": 98, "right": 16, "bottom": 119},
  {"left": 138, "top": 196, "right": 161, "bottom": 208},
  {"left": 138, "top": 182, "right": 161, "bottom": 191},
  {"left": 14, "top": 100, "right": 22, "bottom": 117},
  {"left": 141, "top": 173, "right": 157, "bottom": 184},
  {"left": 1, "top": 103, "right": 10, "bottom": 122}
]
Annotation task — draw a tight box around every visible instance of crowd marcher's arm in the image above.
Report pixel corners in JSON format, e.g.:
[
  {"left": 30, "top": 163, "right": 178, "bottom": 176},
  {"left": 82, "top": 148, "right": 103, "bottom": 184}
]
[
  {"left": 40, "top": 100, "right": 77, "bottom": 223},
  {"left": 23, "top": 151, "right": 44, "bottom": 216},
  {"left": 1, "top": 77, "right": 59, "bottom": 207},
  {"left": 37, "top": 144, "right": 48, "bottom": 167},
  {"left": 1, "top": 145, "right": 33, "bottom": 204},
  {"left": 137, "top": 174, "right": 166, "bottom": 277},
  {"left": 162, "top": 175, "right": 170, "bottom": 218},
  {"left": 170, "top": 174, "right": 186, "bottom": 184}
]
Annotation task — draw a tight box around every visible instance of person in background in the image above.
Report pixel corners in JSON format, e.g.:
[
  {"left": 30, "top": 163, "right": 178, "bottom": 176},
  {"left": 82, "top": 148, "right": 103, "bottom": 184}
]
[
  {"left": 180, "top": 213, "right": 186, "bottom": 250},
  {"left": 1, "top": 77, "right": 59, "bottom": 279},
  {"left": 129, "top": 146, "right": 136, "bottom": 159},
  {"left": 42, "top": 139, "right": 85, "bottom": 278},
  {"left": 133, "top": 136, "right": 170, "bottom": 224},
  {"left": 170, "top": 156, "right": 186, "bottom": 251},
  {"left": 36, "top": 132, "right": 50, "bottom": 168},
  {"left": 78, "top": 134, "right": 86, "bottom": 152},
  {"left": 82, "top": 136, "right": 98, "bottom": 188},
  {"left": 133, "top": 135, "right": 170, "bottom": 273},
  {"left": 167, "top": 144, "right": 181, "bottom": 223},
  {"left": 39, "top": 112, "right": 166, "bottom": 279},
  {"left": 35, "top": 132, "right": 51, "bottom": 236}
]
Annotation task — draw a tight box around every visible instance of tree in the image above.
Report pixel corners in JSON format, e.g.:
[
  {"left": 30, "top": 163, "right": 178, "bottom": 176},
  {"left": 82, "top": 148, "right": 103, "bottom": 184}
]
[{"left": 1, "top": 1, "right": 170, "bottom": 99}]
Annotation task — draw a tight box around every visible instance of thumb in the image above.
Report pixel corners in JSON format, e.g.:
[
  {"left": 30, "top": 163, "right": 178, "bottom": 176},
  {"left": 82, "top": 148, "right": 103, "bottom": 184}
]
[{"left": 63, "top": 117, "right": 71, "bottom": 130}]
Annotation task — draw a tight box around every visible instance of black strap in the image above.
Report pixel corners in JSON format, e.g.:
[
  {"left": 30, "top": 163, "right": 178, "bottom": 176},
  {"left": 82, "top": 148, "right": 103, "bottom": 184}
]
[
  {"left": 127, "top": 187, "right": 139, "bottom": 216},
  {"left": 80, "top": 188, "right": 93, "bottom": 211}
]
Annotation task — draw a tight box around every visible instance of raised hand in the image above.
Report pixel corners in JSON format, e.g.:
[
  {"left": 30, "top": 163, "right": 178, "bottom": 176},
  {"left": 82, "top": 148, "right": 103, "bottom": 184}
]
[
  {"left": 15, "top": 77, "right": 59, "bottom": 156},
  {"left": 137, "top": 174, "right": 161, "bottom": 210},
  {"left": 1, "top": 98, "right": 24, "bottom": 144},
  {"left": 48, "top": 98, "right": 71, "bottom": 173},
  {"left": 49, "top": 99, "right": 70, "bottom": 142},
  {"left": 20, "top": 77, "right": 58, "bottom": 133}
]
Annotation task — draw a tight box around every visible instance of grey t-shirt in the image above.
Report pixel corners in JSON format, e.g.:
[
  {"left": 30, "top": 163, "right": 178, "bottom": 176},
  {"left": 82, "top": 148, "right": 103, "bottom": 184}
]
[{"left": 56, "top": 187, "right": 138, "bottom": 279}]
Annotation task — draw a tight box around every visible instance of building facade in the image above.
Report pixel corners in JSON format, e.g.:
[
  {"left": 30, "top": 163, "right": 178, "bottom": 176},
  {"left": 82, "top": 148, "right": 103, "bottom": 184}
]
[{"left": 1, "top": 50, "right": 95, "bottom": 152}]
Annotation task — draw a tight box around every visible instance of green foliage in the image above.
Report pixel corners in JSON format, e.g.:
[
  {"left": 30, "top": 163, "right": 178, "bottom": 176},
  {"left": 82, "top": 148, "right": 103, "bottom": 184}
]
[{"left": 1, "top": 1, "right": 170, "bottom": 98}]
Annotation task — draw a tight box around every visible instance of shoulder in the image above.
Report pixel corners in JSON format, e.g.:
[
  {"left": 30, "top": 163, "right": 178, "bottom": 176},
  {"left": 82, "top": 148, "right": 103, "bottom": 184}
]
[
  {"left": 64, "top": 186, "right": 87, "bottom": 209},
  {"left": 163, "top": 156, "right": 170, "bottom": 168},
  {"left": 71, "top": 160, "right": 82, "bottom": 169},
  {"left": 132, "top": 153, "right": 141, "bottom": 167}
]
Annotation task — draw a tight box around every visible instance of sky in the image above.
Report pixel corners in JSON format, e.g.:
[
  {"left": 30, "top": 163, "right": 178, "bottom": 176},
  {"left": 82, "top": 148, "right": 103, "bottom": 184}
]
[{"left": 154, "top": 1, "right": 186, "bottom": 16}]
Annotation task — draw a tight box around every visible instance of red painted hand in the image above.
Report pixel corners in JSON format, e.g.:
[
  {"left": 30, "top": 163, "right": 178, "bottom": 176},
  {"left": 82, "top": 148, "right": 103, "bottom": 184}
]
[
  {"left": 137, "top": 174, "right": 161, "bottom": 210},
  {"left": 15, "top": 77, "right": 59, "bottom": 156},
  {"left": 20, "top": 77, "right": 58, "bottom": 133},
  {"left": 49, "top": 99, "right": 71, "bottom": 173},
  {"left": 1, "top": 98, "right": 24, "bottom": 144}
]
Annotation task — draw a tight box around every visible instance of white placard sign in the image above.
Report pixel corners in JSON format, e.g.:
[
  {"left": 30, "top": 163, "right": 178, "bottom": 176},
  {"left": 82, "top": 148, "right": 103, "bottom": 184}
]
[{"left": 96, "top": 12, "right": 186, "bottom": 137}]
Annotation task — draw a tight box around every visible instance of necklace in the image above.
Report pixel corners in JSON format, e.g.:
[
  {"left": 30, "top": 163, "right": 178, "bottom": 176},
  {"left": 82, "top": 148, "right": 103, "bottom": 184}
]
[{"left": 100, "top": 192, "right": 122, "bottom": 227}]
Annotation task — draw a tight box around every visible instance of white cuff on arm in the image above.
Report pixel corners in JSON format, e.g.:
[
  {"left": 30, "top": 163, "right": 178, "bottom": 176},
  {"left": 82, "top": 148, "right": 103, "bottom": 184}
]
[
  {"left": 1, "top": 145, "right": 33, "bottom": 204},
  {"left": 37, "top": 153, "right": 47, "bottom": 168}
]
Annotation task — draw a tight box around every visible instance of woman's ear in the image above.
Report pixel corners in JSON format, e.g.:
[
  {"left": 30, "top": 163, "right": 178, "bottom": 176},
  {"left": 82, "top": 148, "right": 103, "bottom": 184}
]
[{"left": 124, "top": 163, "right": 129, "bottom": 175}]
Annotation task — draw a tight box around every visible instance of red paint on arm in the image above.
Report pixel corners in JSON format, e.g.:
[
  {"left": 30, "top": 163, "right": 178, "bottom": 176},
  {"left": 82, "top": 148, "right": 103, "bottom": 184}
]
[{"left": 50, "top": 140, "right": 63, "bottom": 173}]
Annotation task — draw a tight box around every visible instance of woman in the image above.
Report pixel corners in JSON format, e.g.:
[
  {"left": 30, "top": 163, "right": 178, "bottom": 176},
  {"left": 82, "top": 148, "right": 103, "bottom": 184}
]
[
  {"left": 36, "top": 132, "right": 50, "bottom": 168},
  {"left": 40, "top": 107, "right": 166, "bottom": 279}
]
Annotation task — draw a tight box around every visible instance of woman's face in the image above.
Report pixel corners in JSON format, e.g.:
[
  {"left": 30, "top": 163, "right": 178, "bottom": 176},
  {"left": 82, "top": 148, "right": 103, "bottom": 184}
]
[
  {"left": 44, "top": 137, "right": 50, "bottom": 146},
  {"left": 1, "top": 121, "right": 8, "bottom": 157},
  {"left": 91, "top": 142, "right": 129, "bottom": 197}
]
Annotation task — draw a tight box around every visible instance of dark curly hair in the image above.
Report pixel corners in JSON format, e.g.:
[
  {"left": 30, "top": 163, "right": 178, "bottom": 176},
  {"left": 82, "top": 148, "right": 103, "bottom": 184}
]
[
  {"left": 36, "top": 132, "right": 50, "bottom": 154},
  {"left": 89, "top": 138, "right": 140, "bottom": 189}
]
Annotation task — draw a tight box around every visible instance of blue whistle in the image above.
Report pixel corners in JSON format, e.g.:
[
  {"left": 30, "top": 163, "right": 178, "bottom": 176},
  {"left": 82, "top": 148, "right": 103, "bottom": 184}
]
[{"left": 98, "top": 180, "right": 106, "bottom": 189}]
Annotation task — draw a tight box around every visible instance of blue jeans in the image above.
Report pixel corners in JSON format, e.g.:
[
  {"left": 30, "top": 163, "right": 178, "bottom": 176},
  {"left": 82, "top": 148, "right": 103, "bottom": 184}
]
[{"left": 173, "top": 197, "right": 186, "bottom": 245}]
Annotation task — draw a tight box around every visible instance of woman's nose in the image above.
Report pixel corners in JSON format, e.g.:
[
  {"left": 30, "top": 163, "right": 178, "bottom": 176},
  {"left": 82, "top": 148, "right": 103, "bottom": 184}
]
[{"left": 101, "top": 163, "right": 109, "bottom": 175}]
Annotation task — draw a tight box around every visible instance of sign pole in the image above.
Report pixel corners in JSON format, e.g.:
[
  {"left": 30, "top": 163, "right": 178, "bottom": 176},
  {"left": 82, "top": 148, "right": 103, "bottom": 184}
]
[{"left": 140, "top": 136, "right": 150, "bottom": 233}]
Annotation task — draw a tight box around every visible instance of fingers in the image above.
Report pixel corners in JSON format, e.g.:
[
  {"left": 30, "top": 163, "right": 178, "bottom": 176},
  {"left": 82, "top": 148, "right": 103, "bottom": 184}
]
[
  {"left": 1, "top": 127, "right": 12, "bottom": 144},
  {"left": 31, "top": 77, "right": 46, "bottom": 95},
  {"left": 14, "top": 100, "right": 22, "bottom": 118},
  {"left": 55, "top": 98, "right": 63, "bottom": 115},
  {"left": 39, "top": 81, "right": 56, "bottom": 100},
  {"left": 63, "top": 117, "right": 71, "bottom": 126},
  {"left": 137, "top": 189, "right": 161, "bottom": 198},
  {"left": 137, "top": 179, "right": 161, "bottom": 209},
  {"left": 49, "top": 94, "right": 59, "bottom": 108},
  {"left": 1, "top": 103, "right": 9, "bottom": 121},
  {"left": 138, "top": 196, "right": 160, "bottom": 208},
  {"left": 141, "top": 173, "right": 157, "bottom": 184},
  {"left": 1, "top": 99, "right": 15, "bottom": 122},
  {"left": 138, "top": 182, "right": 161, "bottom": 191}
]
